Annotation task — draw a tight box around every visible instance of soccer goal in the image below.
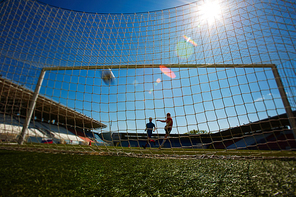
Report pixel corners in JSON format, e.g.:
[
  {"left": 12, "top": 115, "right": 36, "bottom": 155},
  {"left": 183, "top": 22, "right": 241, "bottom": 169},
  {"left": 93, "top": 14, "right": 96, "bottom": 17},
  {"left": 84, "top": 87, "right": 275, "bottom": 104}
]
[{"left": 0, "top": 0, "right": 295, "bottom": 159}]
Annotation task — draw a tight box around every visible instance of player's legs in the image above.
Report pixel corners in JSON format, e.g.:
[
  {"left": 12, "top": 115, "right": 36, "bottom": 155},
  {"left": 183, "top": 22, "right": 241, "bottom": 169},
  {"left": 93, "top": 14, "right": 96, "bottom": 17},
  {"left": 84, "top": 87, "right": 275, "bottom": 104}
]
[
  {"left": 159, "top": 134, "right": 167, "bottom": 148},
  {"left": 159, "top": 128, "right": 171, "bottom": 149},
  {"left": 143, "top": 131, "right": 153, "bottom": 149}
]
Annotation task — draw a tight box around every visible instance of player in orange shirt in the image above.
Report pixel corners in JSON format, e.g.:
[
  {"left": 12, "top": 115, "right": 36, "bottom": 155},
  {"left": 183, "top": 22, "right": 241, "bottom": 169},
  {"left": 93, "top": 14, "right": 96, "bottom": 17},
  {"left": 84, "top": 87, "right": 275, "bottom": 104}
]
[{"left": 156, "top": 113, "right": 173, "bottom": 149}]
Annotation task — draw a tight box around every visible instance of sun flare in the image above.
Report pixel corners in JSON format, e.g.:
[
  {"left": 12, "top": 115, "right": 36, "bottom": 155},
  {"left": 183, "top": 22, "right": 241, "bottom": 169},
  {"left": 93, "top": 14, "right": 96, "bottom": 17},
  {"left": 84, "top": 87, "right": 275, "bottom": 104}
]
[{"left": 199, "top": 1, "right": 222, "bottom": 24}]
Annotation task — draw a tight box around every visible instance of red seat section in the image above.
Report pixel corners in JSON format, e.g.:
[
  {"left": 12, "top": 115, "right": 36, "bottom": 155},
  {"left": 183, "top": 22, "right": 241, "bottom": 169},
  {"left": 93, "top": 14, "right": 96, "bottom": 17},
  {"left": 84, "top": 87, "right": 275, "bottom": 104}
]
[{"left": 68, "top": 128, "right": 94, "bottom": 143}]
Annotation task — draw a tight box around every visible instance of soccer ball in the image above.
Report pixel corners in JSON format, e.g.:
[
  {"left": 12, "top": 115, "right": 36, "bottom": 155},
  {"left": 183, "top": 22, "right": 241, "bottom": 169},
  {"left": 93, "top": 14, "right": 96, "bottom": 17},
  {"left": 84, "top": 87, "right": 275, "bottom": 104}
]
[{"left": 101, "top": 69, "right": 115, "bottom": 85}]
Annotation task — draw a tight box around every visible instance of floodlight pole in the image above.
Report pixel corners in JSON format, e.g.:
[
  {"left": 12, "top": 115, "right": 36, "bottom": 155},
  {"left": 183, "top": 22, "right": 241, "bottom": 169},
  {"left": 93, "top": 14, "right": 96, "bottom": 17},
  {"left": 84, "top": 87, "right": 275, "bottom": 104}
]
[
  {"left": 272, "top": 65, "right": 296, "bottom": 139},
  {"left": 18, "top": 69, "right": 46, "bottom": 145}
]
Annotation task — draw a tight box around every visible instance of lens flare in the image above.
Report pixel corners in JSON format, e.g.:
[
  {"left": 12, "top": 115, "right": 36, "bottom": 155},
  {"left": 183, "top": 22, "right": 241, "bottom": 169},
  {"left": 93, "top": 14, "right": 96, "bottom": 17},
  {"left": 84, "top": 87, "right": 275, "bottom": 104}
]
[
  {"left": 183, "top": 35, "right": 197, "bottom": 46},
  {"left": 156, "top": 78, "right": 161, "bottom": 83},
  {"left": 159, "top": 65, "right": 176, "bottom": 79},
  {"left": 175, "top": 41, "right": 194, "bottom": 59}
]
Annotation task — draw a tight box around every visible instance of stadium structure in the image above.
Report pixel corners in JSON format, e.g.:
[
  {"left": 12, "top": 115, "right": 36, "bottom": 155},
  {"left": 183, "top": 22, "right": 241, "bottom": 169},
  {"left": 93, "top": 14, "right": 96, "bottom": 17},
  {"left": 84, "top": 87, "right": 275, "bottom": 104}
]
[
  {"left": 1, "top": 75, "right": 295, "bottom": 150},
  {"left": 0, "top": 77, "right": 107, "bottom": 145},
  {"left": 101, "top": 111, "right": 296, "bottom": 150}
]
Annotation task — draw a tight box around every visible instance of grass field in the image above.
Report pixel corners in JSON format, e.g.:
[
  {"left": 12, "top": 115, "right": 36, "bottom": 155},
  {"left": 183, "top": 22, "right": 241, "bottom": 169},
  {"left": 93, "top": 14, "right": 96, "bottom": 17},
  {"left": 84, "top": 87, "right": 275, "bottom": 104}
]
[
  {"left": 0, "top": 149, "right": 296, "bottom": 196},
  {"left": 2, "top": 142, "right": 296, "bottom": 159}
]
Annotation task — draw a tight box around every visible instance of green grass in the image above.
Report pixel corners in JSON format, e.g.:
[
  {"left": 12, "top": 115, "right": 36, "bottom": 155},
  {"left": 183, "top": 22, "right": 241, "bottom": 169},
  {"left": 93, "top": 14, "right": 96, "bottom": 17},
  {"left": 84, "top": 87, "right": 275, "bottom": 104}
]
[
  {"left": 2, "top": 142, "right": 296, "bottom": 159},
  {"left": 0, "top": 150, "right": 295, "bottom": 196}
]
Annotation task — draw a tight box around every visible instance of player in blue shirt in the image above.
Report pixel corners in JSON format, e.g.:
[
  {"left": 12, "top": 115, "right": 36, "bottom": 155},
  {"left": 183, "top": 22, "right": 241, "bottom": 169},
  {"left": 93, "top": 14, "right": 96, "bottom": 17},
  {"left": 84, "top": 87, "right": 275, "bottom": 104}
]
[{"left": 142, "top": 117, "right": 156, "bottom": 149}]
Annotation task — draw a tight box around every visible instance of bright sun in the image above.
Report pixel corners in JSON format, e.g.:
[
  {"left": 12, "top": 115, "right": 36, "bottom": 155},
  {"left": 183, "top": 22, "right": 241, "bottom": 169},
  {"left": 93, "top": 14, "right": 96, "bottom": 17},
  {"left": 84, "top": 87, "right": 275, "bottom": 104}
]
[{"left": 199, "top": 1, "right": 222, "bottom": 24}]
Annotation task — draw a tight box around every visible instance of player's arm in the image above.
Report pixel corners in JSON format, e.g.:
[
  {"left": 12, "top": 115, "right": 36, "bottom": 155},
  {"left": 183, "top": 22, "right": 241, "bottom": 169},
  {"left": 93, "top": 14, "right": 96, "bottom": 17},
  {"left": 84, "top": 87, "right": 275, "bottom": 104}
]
[{"left": 156, "top": 119, "right": 166, "bottom": 123}]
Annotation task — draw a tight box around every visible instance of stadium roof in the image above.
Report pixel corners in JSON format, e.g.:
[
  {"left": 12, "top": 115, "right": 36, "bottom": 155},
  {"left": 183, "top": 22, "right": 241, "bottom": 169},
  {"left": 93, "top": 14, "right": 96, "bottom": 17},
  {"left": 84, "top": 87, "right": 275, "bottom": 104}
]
[
  {"left": 209, "top": 111, "right": 296, "bottom": 138},
  {"left": 0, "top": 77, "right": 107, "bottom": 129}
]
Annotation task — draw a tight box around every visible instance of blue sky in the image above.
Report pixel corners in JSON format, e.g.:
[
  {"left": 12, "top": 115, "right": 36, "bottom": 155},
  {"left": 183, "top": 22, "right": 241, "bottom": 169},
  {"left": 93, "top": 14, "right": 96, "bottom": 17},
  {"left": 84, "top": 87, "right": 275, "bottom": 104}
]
[
  {"left": 38, "top": 0, "right": 197, "bottom": 13},
  {"left": 1, "top": 0, "right": 295, "bottom": 135}
]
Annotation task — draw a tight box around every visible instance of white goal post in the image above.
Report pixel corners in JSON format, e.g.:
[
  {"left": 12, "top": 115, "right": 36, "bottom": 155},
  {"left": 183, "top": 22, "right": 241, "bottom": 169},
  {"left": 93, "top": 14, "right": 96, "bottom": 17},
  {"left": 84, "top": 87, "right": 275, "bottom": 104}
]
[{"left": 17, "top": 64, "right": 296, "bottom": 149}]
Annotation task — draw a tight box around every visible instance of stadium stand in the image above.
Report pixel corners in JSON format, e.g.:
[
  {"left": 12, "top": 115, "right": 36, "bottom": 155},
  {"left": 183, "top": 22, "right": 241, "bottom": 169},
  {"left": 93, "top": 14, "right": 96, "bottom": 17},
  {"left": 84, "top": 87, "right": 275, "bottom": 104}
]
[
  {"left": 226, "top": 133, "right": 271, "bottom": 149},
  {"left": 0, "top": 77, "right": 107, "bottom": 145},
  {"left": 0, "top": 113, "right": 46, "bottom": 142},
  {"left": 101, "top": 111, "right": 296, "bottom": 150},
  {"left": 37, "top": 122, "right": 84, "bottom": 144},
  {"left": 0, "top": 113, "right": 106, "bottom": 145}
]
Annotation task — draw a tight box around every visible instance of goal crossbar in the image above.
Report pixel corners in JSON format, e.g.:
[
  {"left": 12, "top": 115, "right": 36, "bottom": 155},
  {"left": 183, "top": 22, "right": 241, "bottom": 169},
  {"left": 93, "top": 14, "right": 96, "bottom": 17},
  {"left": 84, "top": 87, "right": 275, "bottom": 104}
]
[{"left": 43, "top": 64, "right": 276, "bottom": 71}]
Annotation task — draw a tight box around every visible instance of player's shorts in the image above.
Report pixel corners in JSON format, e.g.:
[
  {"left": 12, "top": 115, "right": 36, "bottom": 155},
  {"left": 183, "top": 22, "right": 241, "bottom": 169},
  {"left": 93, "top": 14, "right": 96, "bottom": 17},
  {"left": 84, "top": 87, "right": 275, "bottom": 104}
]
[
  {"left": 165, "top": 127, "right": 172, "bottom": 135},
  {"left": 147, "top": 130, "right": 153, "bottom": 138}
]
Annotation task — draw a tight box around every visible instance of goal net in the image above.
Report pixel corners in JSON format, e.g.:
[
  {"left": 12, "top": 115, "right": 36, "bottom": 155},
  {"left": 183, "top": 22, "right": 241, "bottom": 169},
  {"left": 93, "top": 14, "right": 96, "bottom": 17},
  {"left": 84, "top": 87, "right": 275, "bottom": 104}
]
[{"left": 0, "top": 0, "right": 295, "bottom": 159}]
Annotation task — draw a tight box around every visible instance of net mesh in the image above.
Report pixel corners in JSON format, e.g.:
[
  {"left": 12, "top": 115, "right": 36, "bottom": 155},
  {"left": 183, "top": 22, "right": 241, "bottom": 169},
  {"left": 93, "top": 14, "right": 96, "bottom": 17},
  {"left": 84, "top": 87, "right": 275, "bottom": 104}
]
[{"left": 0, "top": 0, "right": 295, "bottom": 158}]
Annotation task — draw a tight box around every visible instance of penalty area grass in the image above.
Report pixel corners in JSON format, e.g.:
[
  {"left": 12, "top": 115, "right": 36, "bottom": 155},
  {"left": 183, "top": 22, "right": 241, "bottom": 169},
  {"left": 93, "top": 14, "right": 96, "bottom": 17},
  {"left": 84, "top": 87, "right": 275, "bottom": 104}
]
[
  {"left": 1, "top": 143, "right": 295, "bottom": 159},
  {"left": 0, "top": 150, "right": 296, "bottom": 196}
]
